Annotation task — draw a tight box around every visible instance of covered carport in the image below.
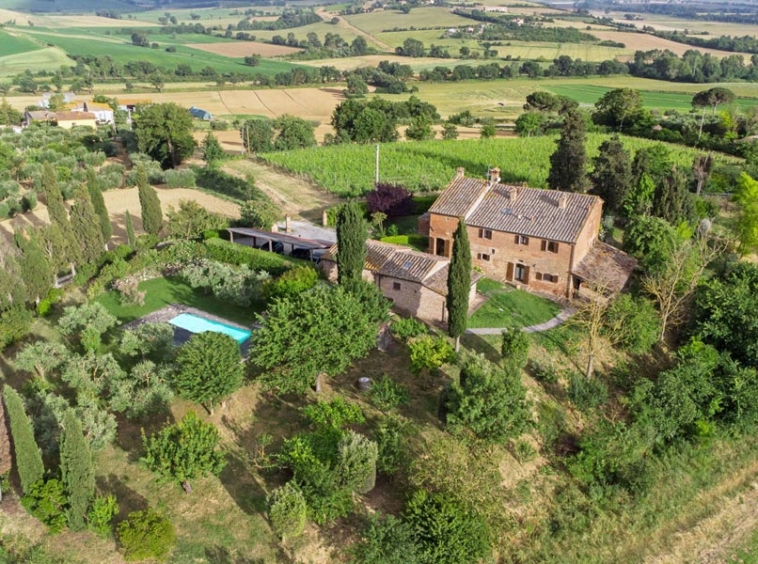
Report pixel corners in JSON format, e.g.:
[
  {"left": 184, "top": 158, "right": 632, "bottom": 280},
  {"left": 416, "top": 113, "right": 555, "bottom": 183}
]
[{"left": 226, "top": 227, "right": 332, "bottom": 259}]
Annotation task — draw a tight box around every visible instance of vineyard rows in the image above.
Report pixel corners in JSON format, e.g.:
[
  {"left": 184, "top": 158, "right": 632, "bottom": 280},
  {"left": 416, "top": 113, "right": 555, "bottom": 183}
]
[{"left": 260, "top": 135, "right": 734, "bottom": 196}]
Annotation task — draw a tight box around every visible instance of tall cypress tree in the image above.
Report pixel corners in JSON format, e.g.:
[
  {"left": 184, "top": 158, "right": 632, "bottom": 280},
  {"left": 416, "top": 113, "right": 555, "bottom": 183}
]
[
  {"left": 3, "top": 385, "right": 44, "bottom": 494},
  {"left": 41, "top": 162, "right": 81, "bottom": 266},
  {"left": 336, "top": 202, "right": 367, "bottom": 286},
  {"left": 590, "top": 136, "right": 632, "bottom": 215},
  {"left": 652, "top": 166, "right": 691, "bottom": 226},
  {"left": 86, "top": 168, "right": 112, "bottom": 246},
  {"left": 547, "top": 109, "right": 588, "bottom": 193},
  {"left": 14, "top": 229, "right": 52, "bottom": 303},
  {"left": 125, "top": 210, "right": 136, "bottom": 248},
  {"left": 447, "top": 218, "right": 471, "bottom": 352},
  {"left": 137, "top": 166, "right": 163, "bottom": 236},
  {"left": 69, "top": 184, "right": 105, "bottom": 265},
  {"left": 60, "top": 409, "right": 95, "bottom": 531}
]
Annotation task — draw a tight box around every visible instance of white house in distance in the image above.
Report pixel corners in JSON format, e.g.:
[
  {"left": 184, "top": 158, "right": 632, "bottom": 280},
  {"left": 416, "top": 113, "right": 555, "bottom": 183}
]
[{"left": 73, "top": 102, "right": 114, "bottom": 125}]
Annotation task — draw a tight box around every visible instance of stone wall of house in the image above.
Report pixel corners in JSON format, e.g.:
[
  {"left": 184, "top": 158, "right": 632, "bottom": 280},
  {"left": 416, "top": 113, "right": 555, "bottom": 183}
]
[
  {"left": 377, "top": 276, "right": 447, "bottom": 322},
  {"left": 573, "top": 199, "right": 603, "bottom": 266},
  {"left": 427, "top": 214, "right": 458, "bottom": 257}
]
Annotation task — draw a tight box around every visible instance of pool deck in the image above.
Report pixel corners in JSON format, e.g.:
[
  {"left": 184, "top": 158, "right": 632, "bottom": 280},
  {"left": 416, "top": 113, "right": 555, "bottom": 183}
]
[{"left": 121, "top": 304, "right": 255, "bottom": 357}]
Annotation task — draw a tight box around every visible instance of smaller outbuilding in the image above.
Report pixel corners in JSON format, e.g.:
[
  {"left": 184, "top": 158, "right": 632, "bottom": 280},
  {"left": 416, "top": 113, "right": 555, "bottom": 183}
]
[{"left": 320, "top": 239, "right": 481, "bottom": 324}]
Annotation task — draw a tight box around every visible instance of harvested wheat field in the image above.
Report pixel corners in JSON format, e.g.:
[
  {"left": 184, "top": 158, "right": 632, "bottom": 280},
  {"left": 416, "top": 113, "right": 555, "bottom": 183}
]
[
  {"left": 0, "top": 187, "right": 240, "bottom": 245},
  {"left": 590, "top": 30, "right": 754, "bottom": 59},
  {"left": 188, "top": 41, "right": 302, "bottom": 57}
]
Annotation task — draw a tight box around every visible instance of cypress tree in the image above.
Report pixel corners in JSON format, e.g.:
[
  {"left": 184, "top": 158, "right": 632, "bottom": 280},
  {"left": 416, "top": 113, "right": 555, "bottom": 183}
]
[
  {"left": 125, "top": 210, "right": 137, "bottom": 248},
  {"left": 3, "top": 385, "right": 44, "bottom": 494},
  {"left": 69, "top": 184, "right": 105, "bottom": 264},
  {"left": 41, "top": 162, "right": 81, "bottom": 266},
  {"left": 590, "top": 136, "right": 633, "bottom": 215},
  {"left": 547, "top": 109, "right": 588, "bottom": 193},
  {"left": 336, "top": 202, "right": 367, "bottom": 286},
  {"left": 137, "top": 166, "right": 163, "bottom": 236},
  {"left": 14, "top": 229, "right": 52, "bottom": 303},
  {"left": 447, "top": 218, "right": 471, "bottom": 352},
  {"left": 652, "top": 166, "right": 691, "bottom": 226},
  {"left": 86, "top": 168, "right": 112, "bottom": 246},
  {"left": 60, "top": 409, "right": 95, "bottom": 531}
]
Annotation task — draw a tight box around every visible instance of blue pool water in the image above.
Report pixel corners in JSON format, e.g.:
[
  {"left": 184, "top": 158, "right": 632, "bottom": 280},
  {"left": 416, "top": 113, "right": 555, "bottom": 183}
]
[{"left": 169, "top": 313, "right": 251, "bottom": 344}]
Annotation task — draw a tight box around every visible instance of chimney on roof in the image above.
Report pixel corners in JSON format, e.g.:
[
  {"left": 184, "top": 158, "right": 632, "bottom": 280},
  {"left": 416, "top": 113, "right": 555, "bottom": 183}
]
[
  {"left": 285, "top": 215, "right": 292, "bottom": 233},
  {"left": 510, "top": 186, "right": 519, "bottom": 202},
  {"left": 558, "top": 193, "right": 567, "bottom": 209},
  {"left": 456, "top": 167, "right": 465, "bottom": 179},
  {"left": 490, "top": 167, "right": 500, "bottom": 184}
]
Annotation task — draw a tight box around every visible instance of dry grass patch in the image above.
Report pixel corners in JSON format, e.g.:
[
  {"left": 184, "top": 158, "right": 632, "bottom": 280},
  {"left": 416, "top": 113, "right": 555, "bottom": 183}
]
[{"left": 187, "top": 41, "right": 303, "bottom": 58}]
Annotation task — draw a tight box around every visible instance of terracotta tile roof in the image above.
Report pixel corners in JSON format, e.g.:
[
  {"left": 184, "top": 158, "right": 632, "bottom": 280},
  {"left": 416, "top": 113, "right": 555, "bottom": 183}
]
[
  {"left": 84, "top": 102, "right": 112, "bottom": 111},
  {"left": 55, "top": 111, "right": 96, "bottom": 121},
  {"left": 571, "top": 241, "right": 637, "bottom": 294},
  {"left": 26, "top": 110, "right": 56, "bottom": 120},
  {"left": 322, "top": 240, "right": 478, "bottom": 295},
  {"left": 429, "top": 175, "right": 600, "bottom": 244}
]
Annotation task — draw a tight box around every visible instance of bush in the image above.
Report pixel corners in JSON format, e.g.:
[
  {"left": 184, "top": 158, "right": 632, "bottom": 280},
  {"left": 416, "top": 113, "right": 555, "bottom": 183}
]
[
  {"left": 404, "top": 490, "right": 491, "bottom": 564},
  {"left": 118, "top": 508, "right": 175, "bottom": 562},
  {"left": 0, "top": 306, "right": 33, "bottom": 349},
  {"left": 374, "top": 415, "right": 407, "bottom": 475},
  {"left": 366, "top": 183, "right": 413, "bottom": 217},
  {"left": 605, "top": 294, "right": 659, "bottom": 353},
  {"left": 336, "top": 430, "right": 378, "bottom": 494},
  {"left": 501, "top": 328, "right": 529, "bottom": 370},
  {"left": 351, "top": 512, "right": 421, "bottom": 564},
  {"left": 262, "top": 266, "right": 318, "bottom": 301},
  {"left": 239, "top": 199, "right": 281, "bottom": 230},
  {"left": 88, "top": 495, "right": 119, "bottom": 538},
  {"left": 368, "top": 375, "right": 410, "bottom": 412},
  {"left": 567, "top": 373, "right": 609, "bottom": 411},
  {"left": 303, "top": 397, "right": 365, "bottom": 430},
  {"left": 204, "top": 238, "right": 293, "bottom": 275},
  {"left": 527, "top": 358, "right": 559, "bottom": 384},
  {"left": 267, "top": 482, "right": 307, "bottom": 540},
  {"left": 391, "top": 317, "right": 428, "bottom": 341},
  {"left": 21, "top": 479, "right": 68, "bottom": 533},
  {"left": 408, "top": 335, "right": 455, "bottom": 375},
  {"left": 195, "top": 167, "right": 267, "bottom": 202},
  {"left": 163, "top": 169, "right": 196, "bottom": 188}
]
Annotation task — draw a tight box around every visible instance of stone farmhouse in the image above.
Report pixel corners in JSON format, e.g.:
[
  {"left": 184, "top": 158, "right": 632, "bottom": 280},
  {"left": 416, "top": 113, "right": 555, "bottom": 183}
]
[
  {"left": 321, "top": 239, "right": 481, "bottom": 323},
  {"left": 419, "top": 168, "right": 636, "bottom": 298}
]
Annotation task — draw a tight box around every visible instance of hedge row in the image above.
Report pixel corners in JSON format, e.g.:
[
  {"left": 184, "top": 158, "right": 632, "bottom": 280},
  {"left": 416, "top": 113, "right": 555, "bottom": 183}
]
[{"left": 204, "top": 238, "right": 295, "bottom": 275}]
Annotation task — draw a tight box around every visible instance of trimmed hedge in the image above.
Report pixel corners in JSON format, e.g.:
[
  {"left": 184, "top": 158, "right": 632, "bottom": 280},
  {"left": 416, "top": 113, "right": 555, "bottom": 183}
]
[
  {"left": 204, "top": 238, "right": 294, "bottom": 275},
  {"left": 380, "top": 235, "right": 429, "bottom": 251}
]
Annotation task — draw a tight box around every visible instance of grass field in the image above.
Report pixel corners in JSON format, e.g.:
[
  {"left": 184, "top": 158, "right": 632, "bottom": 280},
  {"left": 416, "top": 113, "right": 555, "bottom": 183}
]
[
  {"left": 600, "top": 10, "right": 758, "bottom": 38},
  {"left": 96, "top": 277, "right": 262, "bottom": 324},
  {"left": 469, "top": 279, "right": 561, "bottom": 329},
  {"left": 260, "top": 134, "right": 730, "bottom": 195},
  {"left": 345, "top": 7, "right": 472, "bottom": 35},
  {"left": 0, "top": 46, "right": 72, "bottom": 77},
  {"left": 187, "top": 40, "right": 302, "bottom": 58},
  {"left": 0, "top": 29, "right": 42, "bottom": 57},
  {"left": 589, "top": 30, "right": 754, "bottom": 59}
]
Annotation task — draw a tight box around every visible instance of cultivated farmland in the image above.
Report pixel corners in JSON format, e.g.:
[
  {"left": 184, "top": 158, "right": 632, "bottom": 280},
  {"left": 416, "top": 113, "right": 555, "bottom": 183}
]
[
  {"left": 589, "top": 30, "right": 755, "bottom": 59},
  {"left": 260, "top": 134, "right": 736, "bottom": 195},
  {"left": 186, "top": 41, "right": 303, "bottom": 58}
]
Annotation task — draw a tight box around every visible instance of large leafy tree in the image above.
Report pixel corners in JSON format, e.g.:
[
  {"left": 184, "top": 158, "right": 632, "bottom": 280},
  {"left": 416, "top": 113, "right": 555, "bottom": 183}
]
[
  {"left": 445, "top": 353, "right": 531, "bottom": 442},
  {"left": 331, "top": 98, "right": 399, "bottom": 143},
  {"left": 3, "top": 385, "right": 44, "bottom": 494},
  {"left": 447, "top": 219, "right": 471, "bottom": 352},
  {"left": 241, "top": 119, "right": 274, "bottom": 154},
  {"left": 252, "top": 285, "right": 385, "bottom": 394},
  {"left": 86, "top": 168, "right": 112, "bottom": 245},
  {"left": 141, "top": 411, "right": 226, "bottom": 494},
  {"left": 273, "top": 114, "right": 317, "bottom": 151},
  {"left": 733, "top": 172, "right": 758, "bottom": 255},
  {"left": 137, "top": 166, "right": 163, "bottom": 237},
  {"left": 69, "top": 184, "right": 106, "bottom": 264},
  {"left": 166, "top": 200, "right": 225, "bottom": 240},
  {"left": 593, "top": 88, "right": 644, "bottom": 132},
  {"left": 60, "top": 409, "right": 95, "bottom": 531},
  {"left": 133, "top": 102, "right": 196, "bottom": 168},
  {"left": 651, "top": 166, "right": 693, "bottom": 226},
  {"left": 336, "top": 202, "right": 367, "bottom": 286},
  {"left": 692, "top": 87, "right": 736, "bottom": 141},
  {"left": 547, "top": 109, "right": 588, "bottom": 193},
  {"left": 174, "top": 331, "right": 243, "bottom": 414},
  {"left": 590, "top": 136, "right": 632, "bottom": 215}
]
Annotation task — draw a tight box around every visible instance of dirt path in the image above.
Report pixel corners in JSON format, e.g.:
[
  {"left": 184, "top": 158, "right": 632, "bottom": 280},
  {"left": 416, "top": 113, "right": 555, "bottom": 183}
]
[
  {"left": 314, "top": 8, "right": 392, "bottom": 51},
  {"left": 222, "top": 160, "right": 340, "bottom": 222}
]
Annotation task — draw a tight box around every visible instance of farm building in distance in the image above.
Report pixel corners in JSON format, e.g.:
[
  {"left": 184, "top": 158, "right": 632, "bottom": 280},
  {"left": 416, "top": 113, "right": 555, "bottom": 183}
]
[
  {"left": 420, "top": 168, "right": 636, "bottom": 298},
  {"left": 320, "top": 240, "right": 481, "bottom": 323},
  {"left": 189, "top": 106, "right": 213, "bottom": 121},
  {"left": 24, "top": 110, "right": 98, "bottom": 129}
]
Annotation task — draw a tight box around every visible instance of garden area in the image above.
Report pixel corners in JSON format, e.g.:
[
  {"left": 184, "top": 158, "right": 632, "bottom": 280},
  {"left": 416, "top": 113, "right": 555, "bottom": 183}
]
[{"left": 468, "top": 278, "right": 562, "bottom": 329}]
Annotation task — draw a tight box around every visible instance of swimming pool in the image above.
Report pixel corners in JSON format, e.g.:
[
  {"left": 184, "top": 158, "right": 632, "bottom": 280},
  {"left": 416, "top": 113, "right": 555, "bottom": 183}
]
[{"left": 168, "top": 313, "right": 251, "bottom": 345}]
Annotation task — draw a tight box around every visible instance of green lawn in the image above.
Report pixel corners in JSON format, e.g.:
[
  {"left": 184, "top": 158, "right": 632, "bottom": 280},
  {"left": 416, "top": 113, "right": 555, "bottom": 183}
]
[
  {"left": 0, "top": 29, "right": 43, "bottom": 57},
  {"left": 380, "top": 234, "right": 428, "bottom": 251},
  {"left": 469, "top": 278, "right": 561, "bottom": 329},
  {"left": 96, "top": 277, "right": 261, "bottom": 325}
]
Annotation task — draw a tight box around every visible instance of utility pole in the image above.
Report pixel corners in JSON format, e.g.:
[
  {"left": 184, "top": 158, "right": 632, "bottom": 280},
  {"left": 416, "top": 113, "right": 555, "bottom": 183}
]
[{"left": 375, "top": 143, "right": 380, "bottom": 186}]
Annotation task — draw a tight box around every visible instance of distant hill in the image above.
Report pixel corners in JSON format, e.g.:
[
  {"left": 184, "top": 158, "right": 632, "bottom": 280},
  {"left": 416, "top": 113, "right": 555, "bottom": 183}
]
[{"left": 0, "top": 0, "right": 279, "bottom": 14}]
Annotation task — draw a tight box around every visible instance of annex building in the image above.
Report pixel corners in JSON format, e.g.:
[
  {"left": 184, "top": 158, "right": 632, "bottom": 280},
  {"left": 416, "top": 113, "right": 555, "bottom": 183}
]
[{"left": 419, "top": 168, "right": 636, "bottom": 298}]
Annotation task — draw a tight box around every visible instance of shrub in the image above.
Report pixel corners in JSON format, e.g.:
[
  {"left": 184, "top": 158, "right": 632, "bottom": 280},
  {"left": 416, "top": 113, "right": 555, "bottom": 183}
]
[
  {"left": 527, "top": 357, "right": 559, "bottom": 383},
  {"left": 404, "top": 490, "right": 491, "bottom": 564},
  {"left": 195, "top": 167, "right": 267, "bottom": 202},
  {"left": 21, "top": 479, "right": 68, "bottom": 533},
  {"left": 204, "top": 238, "right": 293, "bottom": 275},
  {"left": 513, "top": 439, "right": 537, "bottom": 463},
  {"left": 262, "top": 266, "right": 318, "bottom": 301},
  {"left": 605, "top": 294, "right": 660, "bottom": 353},
  {"left": 501, "top": 328, "right": 530, "bottom": 370},
  {"left": 0, "top": 306, "right": 33, "bottom": 349},
  {"left": 391, "top": 317, "right": 428, "bottom": 341},
  {"left": 88, "top": 495, "right": 119, "bottom": 538},
  {"left": 239, "top": 199, "right": 282, "bottom": 230},
  {"left": 567, "top": 373, "right": 609, "bottom": 411},
  {"left": 36, "top": 299, "right": 52, "bottom": 317},
  {"left": 351, "top": 512, "right": 421, "bottom": 564},
  {"left": 408, "top": 335, "right": 455, "bottom": 375},
  {"left": 336, "top": 430, "right": 378, "bottom": 494},
  {"left": 268, "top": 482, "right": 307, "bottom": 540},
  {"left": 303, "top": 397, "right": 365, "bottom": 430},
  {"left": 366, "top": 183, "right": 413, "bottom": 217},
  {"left": 117, "top": 508, "right": 176, "bottom": 562},
  {"left": 163, "top": 169, "right": 196, "bottom": 188},
  {"left": 374, "top": 415, "right": 407, "bottom": 475},
  {"left": 368, "top": 375, "right": 410, "bottom": 412}
]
